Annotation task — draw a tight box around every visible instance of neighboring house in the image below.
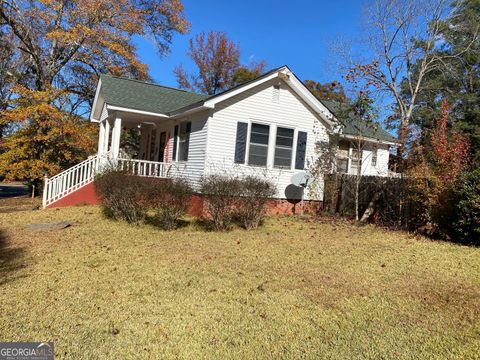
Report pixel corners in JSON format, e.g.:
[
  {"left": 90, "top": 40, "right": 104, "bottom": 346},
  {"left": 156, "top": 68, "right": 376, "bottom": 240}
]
[{"left": 43, "top": 66, "right": 397, "bottom": 209}]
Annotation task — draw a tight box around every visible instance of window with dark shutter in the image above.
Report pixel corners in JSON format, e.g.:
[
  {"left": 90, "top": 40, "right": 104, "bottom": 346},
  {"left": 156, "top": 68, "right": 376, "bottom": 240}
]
[
  {"left": 178, "top": 121, "right": 191, "bottom": 161},
  {"left": 248, "top": 123, "right": 270, "bottom": 166},
  {"left": 172, "top": 125, "right": 179, "bottom": 161},
  {"left": 234, "top": 122, "right": 248, "bottom": 164},
  {"left": 295, "top": 131, "right": 307, "bottom": 170},
  {"left": 274, "top": 127, "right": 294, "bottom": 168}
]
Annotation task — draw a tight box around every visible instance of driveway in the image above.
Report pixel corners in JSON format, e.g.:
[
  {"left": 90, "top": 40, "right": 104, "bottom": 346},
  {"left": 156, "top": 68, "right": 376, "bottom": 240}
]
[{"left": 0, "top": 183, "right": 29, "bottom": 198}]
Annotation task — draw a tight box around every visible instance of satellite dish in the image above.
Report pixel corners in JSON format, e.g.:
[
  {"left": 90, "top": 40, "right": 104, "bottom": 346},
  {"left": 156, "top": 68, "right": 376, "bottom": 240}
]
[{"left": 291, "top": 172, "right": 313, "bottom": 188}]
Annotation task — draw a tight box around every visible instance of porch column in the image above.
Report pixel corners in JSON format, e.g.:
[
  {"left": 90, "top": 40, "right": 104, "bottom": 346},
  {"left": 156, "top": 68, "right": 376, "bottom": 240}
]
[
  {"left": 97, "top": 121, "right": 106, "bottom": 155},
  {"left": 104, "top": 120, "right": 111, "bottom": 154},
  {"left": 111, "top": 117, "right": 122, "bottom": 158}
]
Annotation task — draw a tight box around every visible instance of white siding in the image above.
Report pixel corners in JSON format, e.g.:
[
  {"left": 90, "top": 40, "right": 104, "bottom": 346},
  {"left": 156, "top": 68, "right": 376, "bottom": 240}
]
[
  {"left": 346, "top": 143, "right": 390, "bottom": 176},
  {"left": 166, "top": 110, "right": 210, "bottom": 188},
  {"left": 205, "top": 79, "right": 330, "bottom": 200}
]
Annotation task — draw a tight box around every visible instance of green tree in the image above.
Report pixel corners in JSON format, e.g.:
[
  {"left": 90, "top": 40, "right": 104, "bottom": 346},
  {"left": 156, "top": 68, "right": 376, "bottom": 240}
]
[{"left": 401, "top": 0, "right": 480, "bottom": 162}]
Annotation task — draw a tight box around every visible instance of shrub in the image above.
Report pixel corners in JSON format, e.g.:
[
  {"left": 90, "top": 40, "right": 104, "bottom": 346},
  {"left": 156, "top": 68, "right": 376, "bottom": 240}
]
[
  {"left": 450, "top": 169, "right": 480, "bottom": 245},
  {"left": 95, "top": 170, "right": 148, "bottom": 224},
  {"left": 200, "top": 174, "right": 241, "bottom": 230},
  {"left": 236, "top": 176, "right": 276, "bottom": 229},
  {"left": 147, "top": 178, "right": 192, "bottom": 230}
]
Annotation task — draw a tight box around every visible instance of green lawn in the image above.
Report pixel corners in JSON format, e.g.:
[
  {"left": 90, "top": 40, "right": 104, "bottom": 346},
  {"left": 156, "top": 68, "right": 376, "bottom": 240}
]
[{"left": 0, "top": 205, "right": 479, "bottom": 359}]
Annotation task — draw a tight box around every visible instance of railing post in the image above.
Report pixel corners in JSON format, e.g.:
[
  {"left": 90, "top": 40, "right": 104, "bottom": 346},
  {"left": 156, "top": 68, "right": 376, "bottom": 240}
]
[{"left": 42, "top": 175, "right": 48, "bottom": 208}]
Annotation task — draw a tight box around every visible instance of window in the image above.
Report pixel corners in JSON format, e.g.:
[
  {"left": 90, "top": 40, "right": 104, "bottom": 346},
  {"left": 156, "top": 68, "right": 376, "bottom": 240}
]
[
  {"left": 248, "top": 123, "right": 270, "bottom": 166},
  {"left": 274, "top": 127, "right": 294, "bottom": 168},
  {"left": 350, "top": 148, "right": 362, "bottom": 174},
  {"left": 371, "top": 148, "right": 378, "bottom": 167},
  {"left": 177, "top": 122, "right": 190, "bottom": 161},
  {"left": 336, "top": 140, "right": 350, "bottom": 173}
]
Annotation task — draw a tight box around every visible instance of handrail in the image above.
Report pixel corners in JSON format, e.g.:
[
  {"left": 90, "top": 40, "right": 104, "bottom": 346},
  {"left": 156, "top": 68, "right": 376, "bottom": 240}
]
[{"left": 42, "top": 155, "right": 175, "bottom": 208}]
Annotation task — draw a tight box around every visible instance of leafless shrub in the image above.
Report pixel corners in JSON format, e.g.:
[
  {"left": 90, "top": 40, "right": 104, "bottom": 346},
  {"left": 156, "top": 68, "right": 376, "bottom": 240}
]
[
  {"left": 95, "top": 170, "right": 148, "bottom": 225},
  {"left": 147, "top": 178, "right": 192, "bottom": 230},
  {"left": 236, "top": 176, "right": 276, "bottom": 230},
  {"left": 200, "top": 174, "right": 241, "bottom": 231}
]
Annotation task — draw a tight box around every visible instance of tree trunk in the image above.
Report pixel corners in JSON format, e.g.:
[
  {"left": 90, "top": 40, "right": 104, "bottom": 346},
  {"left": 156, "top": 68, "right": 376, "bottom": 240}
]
[{"left": 360, "top": 191, "right": 382, "bottom": 223}]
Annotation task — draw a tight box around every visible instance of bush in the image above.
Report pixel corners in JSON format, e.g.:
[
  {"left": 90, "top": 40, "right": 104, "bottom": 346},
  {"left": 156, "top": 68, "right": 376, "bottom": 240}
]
[
  {"left": 95, "top": 170, "right": 148, "bottom": 224},
  {"left": 200, "top": 175, "right": 241, "bottom": 230},
  {"left": 236, "top": 176, "right": 276, "bottom": 229},
  {"left": 147, "top": 178, "right": 192, "bottom": 230},
  {"left": 450, "top": 169, "right": 480, "bottom": 245}
]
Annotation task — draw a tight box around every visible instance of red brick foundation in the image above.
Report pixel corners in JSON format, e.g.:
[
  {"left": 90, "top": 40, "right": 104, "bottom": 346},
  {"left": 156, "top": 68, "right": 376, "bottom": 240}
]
[
  {"left": 46, "top": 182, "right": 100, "bottom": 208},
  {"left": 265, "top": 199, "right": 323, "bottom": 216},
  {"left": 46, "top": 182, "right": 322, "bottom": 216}
]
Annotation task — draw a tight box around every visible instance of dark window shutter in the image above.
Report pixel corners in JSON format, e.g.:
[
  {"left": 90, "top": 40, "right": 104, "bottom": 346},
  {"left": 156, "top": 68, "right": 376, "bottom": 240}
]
[
  {"left": 295, "top": 131, "right": 308, "bottom": 170},
  {"left": 234, "top": 122, "right": 248, "bottom": 164},
  {"left": 172, "top": 125, "right": 179, "bottom": 161},
  {"left": 184, "top": 122, "right": 191, "bottom": 161}
]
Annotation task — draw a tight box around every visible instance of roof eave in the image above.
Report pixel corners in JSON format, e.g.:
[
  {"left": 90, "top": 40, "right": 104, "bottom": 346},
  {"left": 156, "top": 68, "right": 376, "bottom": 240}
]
[
  {"left": 89, "top": 78, "right": 102, "bottom": 123},
  {"left": 106, "top": 104, "right": 170, "bottom": 118},
  {"left": 168, "top": 102, "right": 214, "bottom": 118},
  {"left": 339, "top": 133, "right": 399, "bottom": 146}
]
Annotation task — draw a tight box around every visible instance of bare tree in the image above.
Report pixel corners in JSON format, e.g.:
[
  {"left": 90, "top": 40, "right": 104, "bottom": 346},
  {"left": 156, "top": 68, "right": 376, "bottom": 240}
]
[{"left": 347, "top": 0, "right": 478, "bottom": 160}]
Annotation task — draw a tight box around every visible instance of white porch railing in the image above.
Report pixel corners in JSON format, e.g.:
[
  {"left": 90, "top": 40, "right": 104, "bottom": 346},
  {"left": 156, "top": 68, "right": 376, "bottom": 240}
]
[
  {"left": 117, "top": 158, "right": 174, "bottom": 178},
  {"left": 42, "top": 155, "right": 174, "bottom": 208}
]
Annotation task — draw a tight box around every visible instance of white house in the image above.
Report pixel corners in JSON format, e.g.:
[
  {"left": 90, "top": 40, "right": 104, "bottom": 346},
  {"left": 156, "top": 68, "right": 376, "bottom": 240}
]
[{"left": 43, "top": 66, "right": 397, "bottom": 208}]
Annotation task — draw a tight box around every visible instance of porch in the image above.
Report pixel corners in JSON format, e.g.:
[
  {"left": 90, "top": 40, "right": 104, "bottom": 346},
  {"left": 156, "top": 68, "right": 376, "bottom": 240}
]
[{"left": 42, "top": 111, "right": 182, "bottom": 208}]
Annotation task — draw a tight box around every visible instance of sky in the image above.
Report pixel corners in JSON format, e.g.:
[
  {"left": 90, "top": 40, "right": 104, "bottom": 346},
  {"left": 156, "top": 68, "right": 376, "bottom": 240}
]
[{"left": 135, "top": 0, "right": 367, "bottom": 89}]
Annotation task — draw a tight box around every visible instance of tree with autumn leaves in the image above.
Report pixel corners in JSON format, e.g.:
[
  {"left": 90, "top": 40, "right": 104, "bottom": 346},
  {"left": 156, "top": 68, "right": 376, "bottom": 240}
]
[
  {"left": 0, "top": 0, "right": 189, "bottom": 185},
  {"left": 407, "top": 100, "right": 471, "bottom": 237},
  {"left": 174, "top": 31, "right": 267, "bottom": 95}
]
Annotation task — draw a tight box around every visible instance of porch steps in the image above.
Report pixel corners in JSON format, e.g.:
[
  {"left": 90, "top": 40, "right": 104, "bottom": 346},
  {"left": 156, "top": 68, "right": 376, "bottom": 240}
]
[{"left": 42, "top": 154, "right": 174, "bottom": 208}]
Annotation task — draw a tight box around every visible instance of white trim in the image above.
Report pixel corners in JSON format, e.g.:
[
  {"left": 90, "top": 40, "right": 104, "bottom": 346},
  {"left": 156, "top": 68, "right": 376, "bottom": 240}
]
[
  {"left": 97, "top": 121, "right": 106, "bottom": 155},
  {"left": 111, "top": 117, "right": 122, "bottom": 158},
  {"left": 104, "top": 120, "right": 110, "bottom": 154},
  {"left": 272, "top": 125, "right": 296, "bottom": 171},
  {"left": 245, "top": 120, "right": 271, "bottom": 168},
  {"left": 287, "top": 73, "right": 337, "bottom": 127},
  {"left": 203, "top": 72, "right": 281, "bottom": 108},
  {"left": 106, "top": 105, "right": 169, "bottom": 118},
  {"left": 169, "top": 104, "right": 214, "bottom": 118},
  {"left": 195, "top": 66, "right": 338, "bottom": 129},
  {"left": 89, "top": 78, "right": 102, "bottom": 122},
  {"left": 340, "top": 133, "right": 398, "bottom": 146}
]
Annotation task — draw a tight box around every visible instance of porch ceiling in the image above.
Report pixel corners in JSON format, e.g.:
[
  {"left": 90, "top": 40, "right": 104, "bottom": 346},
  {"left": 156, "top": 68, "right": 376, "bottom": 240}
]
[{"left": 114, "top": 112, "right": 175, "bottom": 129}]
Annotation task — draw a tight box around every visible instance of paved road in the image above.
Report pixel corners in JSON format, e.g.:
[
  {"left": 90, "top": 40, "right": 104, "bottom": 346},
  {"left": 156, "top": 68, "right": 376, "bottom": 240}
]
[{"left": 0, "top": 183, "right": 29, "bottom": 198}]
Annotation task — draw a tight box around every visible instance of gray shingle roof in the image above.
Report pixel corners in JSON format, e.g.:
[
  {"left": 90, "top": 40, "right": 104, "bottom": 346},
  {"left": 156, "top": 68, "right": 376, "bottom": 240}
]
[
  {"left": 100, "top": 75, "right": 208, "bottom": 114},
  {"left": 320, "top": 100, "right": 397, "bottom": 143},
  {"left": 100, "top": 71, "right": 397, "bottom": 144}
]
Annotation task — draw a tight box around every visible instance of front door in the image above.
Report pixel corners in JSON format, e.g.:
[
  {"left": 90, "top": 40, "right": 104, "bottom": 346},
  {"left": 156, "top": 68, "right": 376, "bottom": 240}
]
[{"left": 158, "top": 131, "right": 167, "bottom": 162}]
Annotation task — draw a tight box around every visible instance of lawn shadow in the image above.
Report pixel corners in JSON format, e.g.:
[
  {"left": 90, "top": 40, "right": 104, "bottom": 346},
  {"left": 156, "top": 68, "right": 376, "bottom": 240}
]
[
  {"left": 0, "top": 229, "right": 26, "bottom": 286},
  {"left": 145, "top": 215, "right": 190, "bottom": 230}
]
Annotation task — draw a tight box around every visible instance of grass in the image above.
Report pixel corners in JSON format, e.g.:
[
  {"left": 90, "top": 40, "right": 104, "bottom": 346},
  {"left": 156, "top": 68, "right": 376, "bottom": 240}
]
[{"left": 0, "top": 203, "right": 479, "bottom": 359}]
